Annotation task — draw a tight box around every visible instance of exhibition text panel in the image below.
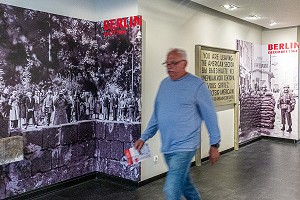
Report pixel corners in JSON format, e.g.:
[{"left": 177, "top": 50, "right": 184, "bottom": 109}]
[{"left": 200, "top": 49, "right": 236, "bottom": 105}]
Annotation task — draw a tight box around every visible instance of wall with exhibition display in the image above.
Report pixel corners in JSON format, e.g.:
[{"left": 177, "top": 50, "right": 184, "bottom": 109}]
[
  {"left": 237, "top": 39, "right": 299, "bottom": 144},
  {"left": 0, "top": 3, "right": 142, "bottom": 199}
]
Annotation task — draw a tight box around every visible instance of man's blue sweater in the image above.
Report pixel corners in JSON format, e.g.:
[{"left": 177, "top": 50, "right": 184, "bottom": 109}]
[{"left": 141, "top": 73, "right": 221, "bottom": 154}]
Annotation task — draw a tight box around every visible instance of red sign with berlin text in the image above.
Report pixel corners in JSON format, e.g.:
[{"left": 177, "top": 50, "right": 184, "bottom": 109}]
[
  {"left": 102, "top": 15, "right": 142, "bottom": 37},
  {"left": 268, "top": 42, "right": 299, "bottom": 54}
]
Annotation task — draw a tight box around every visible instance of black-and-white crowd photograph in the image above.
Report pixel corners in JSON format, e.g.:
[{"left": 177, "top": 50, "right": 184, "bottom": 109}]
[
  {"left": 237, "top": 39, "right": 298, "bottom": 143},
  {"left": 0, "top": 4, "right": 142, "bottom": 133}
]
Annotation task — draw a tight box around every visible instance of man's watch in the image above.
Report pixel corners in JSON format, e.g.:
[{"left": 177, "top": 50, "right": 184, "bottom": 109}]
[{"left": 211, "top": 143, "right": 220, "bottom": 148}]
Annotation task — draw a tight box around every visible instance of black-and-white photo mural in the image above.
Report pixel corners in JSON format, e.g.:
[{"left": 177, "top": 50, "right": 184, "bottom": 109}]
[
  {"left": 0, "top": 3, "right": 142, "bottom": 199},
  {"left": 0, "top": 6, "right": 100, "bottom": 131},
  {"left": 237, "top": 39, "right": 298, "bottom": 144}
]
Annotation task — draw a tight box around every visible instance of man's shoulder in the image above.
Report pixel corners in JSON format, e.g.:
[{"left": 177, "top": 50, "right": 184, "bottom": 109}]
[
  {"left": 160, "top": 74, "right": 204, "bottom": 87},
  {"left": 160, "top": 77, "right": 171, "bottom": 86},
  {"left": 184, "top": 73, "right": 205, "bottom": 88},
  {"left": 187, "top": 73, "right": 204, "bottom": 82},
  {"left": 162, "top": 76, "right": 170, "bottom": 82}
]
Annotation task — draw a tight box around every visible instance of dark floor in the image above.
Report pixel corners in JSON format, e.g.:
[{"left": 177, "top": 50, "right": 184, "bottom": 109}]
[{"left": 30, "top": 139, "right": 300, "bottom": 200}]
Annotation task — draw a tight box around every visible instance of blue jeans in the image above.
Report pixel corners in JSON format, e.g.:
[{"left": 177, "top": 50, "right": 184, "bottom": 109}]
[{"left": 163, "top": 151, "right": 201, "bottom": 200}]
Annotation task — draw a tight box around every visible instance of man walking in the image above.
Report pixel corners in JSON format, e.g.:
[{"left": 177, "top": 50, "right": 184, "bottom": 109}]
[{"left": 135, "top": 48, "right": 221, "bottom": 200}]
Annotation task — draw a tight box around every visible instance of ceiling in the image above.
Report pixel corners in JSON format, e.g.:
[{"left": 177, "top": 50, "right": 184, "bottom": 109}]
[{"left": 191, "top": 0, "right": 300, "bottom": 29}]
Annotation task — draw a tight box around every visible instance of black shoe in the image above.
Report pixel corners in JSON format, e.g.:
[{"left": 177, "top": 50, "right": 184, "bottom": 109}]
[
  {"left": 287, "top": 126, "right": 292, "bottom": 132},
  {"left": 281, "top": 126, "right": 285, "bottom": 131}
]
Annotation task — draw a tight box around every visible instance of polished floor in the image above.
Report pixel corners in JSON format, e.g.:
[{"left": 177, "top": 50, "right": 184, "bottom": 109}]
[{"left": 28, "top": 139, "right": 300, "bottom": 200}]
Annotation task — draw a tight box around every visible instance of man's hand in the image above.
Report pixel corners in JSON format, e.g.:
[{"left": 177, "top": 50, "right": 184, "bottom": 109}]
[
  {"left": 134, "top": 139, "right": 145, "bottom": 152},
  {"left": 209, "top": 147, "right": 220, "bottom": 165}
]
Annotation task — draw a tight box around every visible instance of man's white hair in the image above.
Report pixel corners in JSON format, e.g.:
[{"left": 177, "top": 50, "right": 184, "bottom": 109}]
[{"left": 168, "top": 48, "right": 187, "bottom": 60}]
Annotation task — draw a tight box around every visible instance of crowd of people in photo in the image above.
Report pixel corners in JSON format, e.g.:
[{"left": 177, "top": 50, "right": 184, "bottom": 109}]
[{"left": 0, "top": 86, "right": 141, "bottom": 130}]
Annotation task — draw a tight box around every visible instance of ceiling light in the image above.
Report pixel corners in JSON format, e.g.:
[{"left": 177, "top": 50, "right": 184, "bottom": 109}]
[
  {"left": 222, "top": 4, "right": 238, "bottom": 10},
  {"left": 269, "top": 22, "right": 277, "bottom": 26},
  {"left": 246, "top": 15, "right": 261, "bottom": 20}
]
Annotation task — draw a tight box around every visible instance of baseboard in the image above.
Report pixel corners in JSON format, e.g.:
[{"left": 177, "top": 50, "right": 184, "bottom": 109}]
[
  {"left": 198, "top": 147, "right": 235, "bottom": 164},
  {"left": 238, "top": 134, "right": 300, "bottom": 147},
  {"left": 261, "top": 135, "right": 300, "bottom": 143},
  {"left": 138, "top": 172, "right": 167, "bottom": 187},
  {"left": 239, "top": 136, "right": 263, "bottom": 148},
  {"left": 96, "top": 172, "right": 139, "bottom": 188}
]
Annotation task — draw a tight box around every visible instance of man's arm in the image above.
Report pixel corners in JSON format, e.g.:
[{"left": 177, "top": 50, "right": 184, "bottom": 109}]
[
  {"left": 209, "top": 145, "right": 220, "bottom": 165},
  {"left": 290, "top": 93, "right": 296, "bottom": 111},
  {"left": 196, "top": 83, "right": 221, "bottom": 144},
  {"left": 134, "top": 111, "right": 158, "bottom": 151},
  {"left": 196, "top": 83, "right": 221, "bottom": 165}
]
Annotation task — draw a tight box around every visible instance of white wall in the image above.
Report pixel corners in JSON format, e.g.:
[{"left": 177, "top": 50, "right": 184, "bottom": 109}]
[
  {"left": 95, "top": 0, "right": 138, "bottom": 21},
  {"left": 138, "top": 0, "right": 262, "bottom": 181},
  {"left": 262, "top": 27, "right": 297, "bottom": 44}
]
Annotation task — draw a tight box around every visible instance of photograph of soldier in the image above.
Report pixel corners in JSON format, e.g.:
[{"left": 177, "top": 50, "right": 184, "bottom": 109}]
[
  {"left": 111, "top": 93, "right": 118, "bottom": 121},
  {"left": 127, "top": 95, "right": 135, "bottom": 122},
  {"left": 277, "top": 85, "right": 296, "bottom": 132},
  {"left": 65, "top": 90, "right": 74, "bottom": 123},
  {"left": 74, "top": 93, "right": 82, "bottom": 122},
  {"left": 33, "top": 90, "right": 42, "bottom": 126},
  {"left": 43, "top": 90, "right": 54, "bottom": 126},
  {"left": 119, "top": 95, "right": 126, "bottom": 121},
  {"left": 0, "top": 90, "right": 9, "bottom": 136},
  {"left": 80, "top": 93, "right": 89, "bottom": 120},
  {"left": 87, "top": 92, "right": 94, "bottom": 119},
  {"left": 0, "top": 91, "right": 6, "bottom": 119},
  {"left": 2, "top": 89, "right": 10, "bottom": 118},
  {"left": 19, "top": 92, "right": 27, "bottom": 127},
  {"left": 94, "top": 91, "right": 102, "bottom": 119},
  {"left": 24, "top": 91, "right": 37, "bottom": 129},
  {"left": 103, "top": 92, "right": 110, "bottom": 120},
  {"left": 8, "top": 90, "right": 19, "bottom": 129},
  {"left": 53, "top": 91, "right": 68, "bottom": 125}
]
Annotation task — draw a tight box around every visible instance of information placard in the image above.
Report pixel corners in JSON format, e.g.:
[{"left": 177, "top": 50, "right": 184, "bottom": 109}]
[{"left": 195, "top": 45, "right": 238, "bottom": 106}]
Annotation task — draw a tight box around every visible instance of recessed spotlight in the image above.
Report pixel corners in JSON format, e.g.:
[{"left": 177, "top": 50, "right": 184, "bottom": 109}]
[
  {"left": 246, "top": 15, "right": 261, "bottom": 20},
  {"left": 222, "top": 4, "right": 238, "bottom": 10},
  {"left": 269, "top": 22, "right": 277, "bottom": 26}
]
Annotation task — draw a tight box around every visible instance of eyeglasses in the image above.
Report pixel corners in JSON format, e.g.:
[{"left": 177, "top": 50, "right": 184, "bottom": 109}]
[{"left": 162, "top": 60, "right": 186, "bottom": 67}]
